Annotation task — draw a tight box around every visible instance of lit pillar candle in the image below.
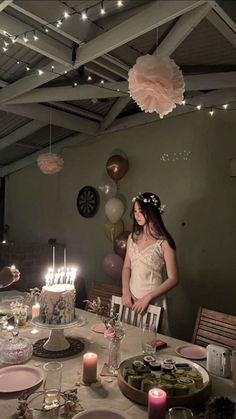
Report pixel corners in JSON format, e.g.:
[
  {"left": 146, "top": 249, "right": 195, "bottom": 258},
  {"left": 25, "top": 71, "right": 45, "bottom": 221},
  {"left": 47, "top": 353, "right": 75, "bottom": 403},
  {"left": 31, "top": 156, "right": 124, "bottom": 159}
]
[
  {"left": 32, "top": 302, "right": 40, "bottom": 319},
  {"left": 148, "top": 388, "right": 167, "bottom": 419},
  {"left": 82, "top": 352, "right": 97, "bottom": 384}
]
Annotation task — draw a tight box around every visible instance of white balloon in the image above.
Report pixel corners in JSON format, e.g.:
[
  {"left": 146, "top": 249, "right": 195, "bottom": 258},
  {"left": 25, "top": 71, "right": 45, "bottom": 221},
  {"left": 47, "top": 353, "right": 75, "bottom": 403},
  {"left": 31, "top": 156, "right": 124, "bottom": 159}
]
[
  {"left": 105, "top": 198, "right": 125, "bottom": 224},
  {"left": 98, "top": 174, "right": 117, "bottom": 201}
]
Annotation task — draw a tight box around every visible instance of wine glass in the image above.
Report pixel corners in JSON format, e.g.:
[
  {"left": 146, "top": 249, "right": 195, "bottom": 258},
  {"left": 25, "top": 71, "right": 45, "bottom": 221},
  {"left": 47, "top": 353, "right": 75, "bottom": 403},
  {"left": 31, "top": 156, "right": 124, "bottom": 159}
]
[{"left": 168, "top": 407, "right": 193, "bottom": 419}]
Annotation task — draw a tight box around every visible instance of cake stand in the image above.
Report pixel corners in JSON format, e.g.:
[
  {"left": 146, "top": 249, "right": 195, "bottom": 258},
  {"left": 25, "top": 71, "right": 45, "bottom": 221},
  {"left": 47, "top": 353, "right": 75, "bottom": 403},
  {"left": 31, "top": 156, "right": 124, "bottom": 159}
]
[{"left": 32, "top": 315, "right": 86, "bottom": 352}]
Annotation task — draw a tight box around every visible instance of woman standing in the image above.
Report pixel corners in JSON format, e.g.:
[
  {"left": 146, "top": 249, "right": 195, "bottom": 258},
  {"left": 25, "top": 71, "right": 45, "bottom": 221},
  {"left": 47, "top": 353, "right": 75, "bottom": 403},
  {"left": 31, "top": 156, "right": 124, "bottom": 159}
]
[{"left": 122, "top": 192, "right": 178, "bottom": 334}]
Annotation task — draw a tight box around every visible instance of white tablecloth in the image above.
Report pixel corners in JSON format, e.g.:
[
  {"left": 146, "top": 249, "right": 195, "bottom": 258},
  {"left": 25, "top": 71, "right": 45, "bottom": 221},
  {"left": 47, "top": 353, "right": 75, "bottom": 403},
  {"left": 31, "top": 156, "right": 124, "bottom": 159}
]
[{"left": 0, "top": 305, "right": 235, "bottom": 419}]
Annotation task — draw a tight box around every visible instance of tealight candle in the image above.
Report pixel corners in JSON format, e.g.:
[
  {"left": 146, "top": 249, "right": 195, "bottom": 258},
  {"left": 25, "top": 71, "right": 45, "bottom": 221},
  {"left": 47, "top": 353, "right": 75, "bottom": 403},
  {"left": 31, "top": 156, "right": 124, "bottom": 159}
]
[
  {"left": 32, "top": 302, "right": 40, "bottom": 319},
  {"left": 148, "top": 388, "right": 167, "bottom": 419},
  {"left": 82, "top": 352, "right": 97, "bottom": 384}
]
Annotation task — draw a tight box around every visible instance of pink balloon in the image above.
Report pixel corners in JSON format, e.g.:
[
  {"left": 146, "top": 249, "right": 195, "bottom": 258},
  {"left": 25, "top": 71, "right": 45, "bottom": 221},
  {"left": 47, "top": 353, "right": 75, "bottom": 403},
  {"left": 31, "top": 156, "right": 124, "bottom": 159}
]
[{"left": 102, "top": 253, "right": 123, "bottom": 281}]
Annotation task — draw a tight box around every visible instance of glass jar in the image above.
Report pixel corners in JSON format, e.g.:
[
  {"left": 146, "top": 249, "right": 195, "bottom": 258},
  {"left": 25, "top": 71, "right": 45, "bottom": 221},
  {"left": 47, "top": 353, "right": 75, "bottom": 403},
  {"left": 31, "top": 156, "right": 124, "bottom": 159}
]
[{"left": 0, "top": 332, "right": 33, "bottom": 364}]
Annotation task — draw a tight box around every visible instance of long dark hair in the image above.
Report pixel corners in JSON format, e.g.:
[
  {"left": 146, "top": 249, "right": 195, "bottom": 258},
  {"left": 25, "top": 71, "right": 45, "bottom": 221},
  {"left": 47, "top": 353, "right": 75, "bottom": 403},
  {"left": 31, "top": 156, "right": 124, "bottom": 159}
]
[{"left": 131, "top": 192, "right": 176, "bottom": 250}]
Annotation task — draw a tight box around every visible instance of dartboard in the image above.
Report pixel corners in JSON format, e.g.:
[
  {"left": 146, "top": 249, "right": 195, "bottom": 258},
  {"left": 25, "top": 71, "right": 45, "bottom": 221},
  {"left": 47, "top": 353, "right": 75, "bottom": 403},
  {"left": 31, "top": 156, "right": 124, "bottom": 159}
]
[{"left": 77, "top": 186, "right": 99, "bottom": 218}]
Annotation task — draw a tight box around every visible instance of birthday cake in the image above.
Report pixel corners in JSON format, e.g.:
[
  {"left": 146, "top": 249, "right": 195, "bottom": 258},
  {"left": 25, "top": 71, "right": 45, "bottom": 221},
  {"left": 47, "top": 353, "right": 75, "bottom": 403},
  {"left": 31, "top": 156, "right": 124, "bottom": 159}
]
[{"left": 39, "top": 284, "right": 76, "bottom": 325}]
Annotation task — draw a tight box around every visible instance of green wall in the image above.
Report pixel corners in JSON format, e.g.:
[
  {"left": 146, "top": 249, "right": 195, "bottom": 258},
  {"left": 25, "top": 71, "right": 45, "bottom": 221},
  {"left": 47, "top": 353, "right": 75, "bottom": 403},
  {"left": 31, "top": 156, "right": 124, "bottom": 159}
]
[{"left": 5, "top": 110, "right": 236, "bottom": 341}]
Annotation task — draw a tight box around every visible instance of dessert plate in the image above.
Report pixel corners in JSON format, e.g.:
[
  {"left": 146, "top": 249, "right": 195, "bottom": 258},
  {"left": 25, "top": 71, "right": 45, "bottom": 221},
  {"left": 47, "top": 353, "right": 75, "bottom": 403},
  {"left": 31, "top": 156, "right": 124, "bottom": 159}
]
[
  {"left": 0, "top": 365, "right": 44, "bottom": 392},
  {"left": 91, "top": 323, "right": 106, "bottom": 334},
  {"left": 175, "top": 344, "right": 207, "bottom": 360},
  {"left": 72, "top": 408, "right": 131, "bottom": 419}
]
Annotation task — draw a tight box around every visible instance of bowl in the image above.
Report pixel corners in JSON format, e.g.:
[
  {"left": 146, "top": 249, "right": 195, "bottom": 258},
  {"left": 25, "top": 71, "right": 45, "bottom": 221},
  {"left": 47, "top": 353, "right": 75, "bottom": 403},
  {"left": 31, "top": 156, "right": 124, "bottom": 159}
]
[{"left": 72, "top": 408, "right": 131, "bottom": 419}]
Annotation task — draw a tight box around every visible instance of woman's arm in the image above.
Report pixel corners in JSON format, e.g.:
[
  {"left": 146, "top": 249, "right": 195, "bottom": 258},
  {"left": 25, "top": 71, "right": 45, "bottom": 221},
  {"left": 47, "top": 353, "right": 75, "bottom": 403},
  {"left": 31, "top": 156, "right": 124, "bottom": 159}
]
[
  {"left": 0, "top": 266, "right": 20, "bottom": 288},
  {"left": 121, "top": 235, "right": 133, "bottom": 308},
  {"left": 133, "top": 240, "right": 178, "bottom": 314}
]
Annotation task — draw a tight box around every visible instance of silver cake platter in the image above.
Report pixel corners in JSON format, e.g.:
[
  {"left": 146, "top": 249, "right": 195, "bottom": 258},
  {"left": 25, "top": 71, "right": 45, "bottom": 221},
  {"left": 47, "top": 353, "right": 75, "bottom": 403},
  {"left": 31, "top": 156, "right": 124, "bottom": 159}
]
[{"left": 32, "top": 315, "right": 87, "bottom": 351}]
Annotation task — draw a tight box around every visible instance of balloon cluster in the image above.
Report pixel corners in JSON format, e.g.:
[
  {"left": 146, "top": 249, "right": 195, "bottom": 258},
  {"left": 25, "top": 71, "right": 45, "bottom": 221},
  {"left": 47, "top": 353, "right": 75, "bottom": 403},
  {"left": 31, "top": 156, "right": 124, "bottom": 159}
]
[{"left": 98, "top": 155, "right": 129, "bottom": 282}]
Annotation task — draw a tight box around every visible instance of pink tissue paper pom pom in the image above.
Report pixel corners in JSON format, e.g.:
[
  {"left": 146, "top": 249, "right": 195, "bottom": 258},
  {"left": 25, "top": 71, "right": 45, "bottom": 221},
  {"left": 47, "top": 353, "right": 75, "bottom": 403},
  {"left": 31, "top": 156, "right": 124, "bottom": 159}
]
[
  {"left": 37, "top": 152, "right": 64, "bottom": 174},
  {"left": 128, "top": 54, "right": 185, "bottom": 118}
]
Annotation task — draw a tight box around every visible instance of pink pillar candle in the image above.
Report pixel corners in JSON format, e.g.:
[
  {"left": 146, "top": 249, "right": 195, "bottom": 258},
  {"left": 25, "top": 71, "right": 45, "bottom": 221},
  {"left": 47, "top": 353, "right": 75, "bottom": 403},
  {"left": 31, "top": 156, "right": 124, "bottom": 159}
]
[
  {"left": 148, "top": 388, "right": 167, "bottom": 419},
  {"left": 32, "top": 303, "right": 40, "bottom": 319},
  {"left": 82, "top": 352, "right": 97, "bottom": 384}
]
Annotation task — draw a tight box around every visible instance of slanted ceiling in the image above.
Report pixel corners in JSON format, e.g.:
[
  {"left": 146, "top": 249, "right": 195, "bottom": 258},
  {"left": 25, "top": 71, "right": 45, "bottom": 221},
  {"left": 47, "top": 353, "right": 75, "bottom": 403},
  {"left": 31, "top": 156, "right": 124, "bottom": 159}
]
[{"left": 0, "top": 0, "right": 235, "bottom": 176}]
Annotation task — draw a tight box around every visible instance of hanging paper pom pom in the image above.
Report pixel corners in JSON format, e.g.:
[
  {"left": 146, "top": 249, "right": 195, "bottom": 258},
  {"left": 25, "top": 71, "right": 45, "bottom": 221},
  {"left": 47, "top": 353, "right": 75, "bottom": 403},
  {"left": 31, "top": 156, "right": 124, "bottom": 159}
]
[
  {"left": 37, "top": 152, "right": 64, "bottom": 174},
  {"left": 128, "top": 54, "right": 185, "bottom": 118}
]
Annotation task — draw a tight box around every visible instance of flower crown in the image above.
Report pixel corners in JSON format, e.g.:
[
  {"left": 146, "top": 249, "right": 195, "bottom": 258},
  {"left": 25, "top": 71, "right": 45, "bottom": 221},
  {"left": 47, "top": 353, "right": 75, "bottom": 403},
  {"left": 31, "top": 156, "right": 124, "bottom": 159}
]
[{"left": 132, "top": 193, "right": 166, "bottom": 214}]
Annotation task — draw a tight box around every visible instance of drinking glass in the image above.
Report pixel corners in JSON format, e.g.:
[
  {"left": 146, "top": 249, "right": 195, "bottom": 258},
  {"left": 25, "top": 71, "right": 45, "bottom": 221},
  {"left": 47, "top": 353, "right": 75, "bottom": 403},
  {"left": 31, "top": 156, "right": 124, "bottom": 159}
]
[
  {"left": 141, "top": 321, "right": 156, "bottom": 355},
  {"left": 168, "top": 407, "right": 193, "bottom": 419},
  {"left": 43, "top": 361, "right": 63, "bottom": 410}
]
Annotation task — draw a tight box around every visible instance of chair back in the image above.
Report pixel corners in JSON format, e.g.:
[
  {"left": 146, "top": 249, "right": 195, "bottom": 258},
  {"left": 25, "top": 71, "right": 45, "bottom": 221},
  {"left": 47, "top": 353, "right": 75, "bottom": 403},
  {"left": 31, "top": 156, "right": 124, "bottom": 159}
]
[
  {"left": 86, "top": 281, "right": 122, "bottom": 310},
  {"left": 192, "top": 307, "right": 236, "bottom": 349},
  {"left": 111, "top": 295, "right": 162, "bottom": 330}
]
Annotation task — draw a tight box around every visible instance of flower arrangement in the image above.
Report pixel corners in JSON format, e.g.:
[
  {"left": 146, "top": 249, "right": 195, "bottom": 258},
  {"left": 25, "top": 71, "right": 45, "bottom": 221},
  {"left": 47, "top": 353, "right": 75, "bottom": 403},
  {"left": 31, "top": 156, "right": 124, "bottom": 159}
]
[
  {"left": 85, "top": 297, "right": 125, "bottom": 340},
  {"left": 10, "top": 288, "right": 41, "bottom": 326}
]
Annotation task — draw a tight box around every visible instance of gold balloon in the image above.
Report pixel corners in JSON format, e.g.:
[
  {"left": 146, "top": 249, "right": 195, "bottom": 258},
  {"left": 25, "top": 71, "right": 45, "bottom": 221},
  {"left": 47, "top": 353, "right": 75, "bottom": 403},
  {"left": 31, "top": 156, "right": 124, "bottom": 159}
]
[
  {"left": 105, "top": 219, "right": 124, "bottom": 242},
  {"left": 114, "top": 231, "right": 130, "bottom": 259},
  {"left": 106, "top": 155, "right": 129, "bottom": 181}
]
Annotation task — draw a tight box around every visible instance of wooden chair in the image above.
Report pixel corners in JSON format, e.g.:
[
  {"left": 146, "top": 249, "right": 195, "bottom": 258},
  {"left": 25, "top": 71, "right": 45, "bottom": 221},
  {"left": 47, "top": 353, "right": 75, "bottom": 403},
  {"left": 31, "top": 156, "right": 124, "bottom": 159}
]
[
  {"left": 111, "top": 295, "right": 162, "bottom": 331},
  {"left": 86, "top": 280, "right": 122, "bottom": 310},
  {"left": 192, "top": 307, "right": 236, "bottom": 350}
]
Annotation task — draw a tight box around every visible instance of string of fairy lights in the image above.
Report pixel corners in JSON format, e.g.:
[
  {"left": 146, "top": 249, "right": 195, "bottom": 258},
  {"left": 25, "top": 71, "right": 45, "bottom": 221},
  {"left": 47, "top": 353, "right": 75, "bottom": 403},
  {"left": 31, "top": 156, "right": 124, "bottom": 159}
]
[
  {"left": 0, "top": 0, "right": 235, "bottom": 115},
  {"left": 0, "top": 0, "right": 124, "bottom": 46}
]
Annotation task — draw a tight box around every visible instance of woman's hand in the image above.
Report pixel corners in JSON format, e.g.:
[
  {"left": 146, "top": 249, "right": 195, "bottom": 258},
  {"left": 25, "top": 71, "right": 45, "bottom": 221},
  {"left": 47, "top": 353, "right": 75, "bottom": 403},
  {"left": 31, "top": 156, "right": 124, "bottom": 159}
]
[
  {"left": 122, "top": 292, "right": 133, "bottom": 309},
  {"left": 132, "top": 295, "right": 151, "bottom": 315},
  {"left": 0, "top": 266, "right": 20, "bottom": 288}
]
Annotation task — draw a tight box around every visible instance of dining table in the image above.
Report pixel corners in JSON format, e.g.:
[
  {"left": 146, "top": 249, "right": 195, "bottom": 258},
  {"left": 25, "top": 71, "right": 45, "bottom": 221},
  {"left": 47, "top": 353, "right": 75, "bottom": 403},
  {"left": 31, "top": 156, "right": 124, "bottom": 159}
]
[{"left": 0, "top": 293, "right": 235, "bottom": 419}]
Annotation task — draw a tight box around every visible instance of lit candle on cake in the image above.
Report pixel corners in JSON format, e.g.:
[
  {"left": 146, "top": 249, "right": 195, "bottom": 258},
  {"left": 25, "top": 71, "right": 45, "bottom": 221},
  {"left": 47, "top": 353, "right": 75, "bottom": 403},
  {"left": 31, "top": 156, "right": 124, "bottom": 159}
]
[
  {"left": 32, "top": 302, "right": 40, "bottom": 319},
  {"left": 52, "top": 246, "right": 55, "bottom": 272},
  {"left": 64, "top": 247, "right": 66, "bottom": 271},
  {"left": 148, "top": 388, "right": 167, "bottom": 419},
  {"left": 82, "top": 352, "right": 97, "bottom": 384}
]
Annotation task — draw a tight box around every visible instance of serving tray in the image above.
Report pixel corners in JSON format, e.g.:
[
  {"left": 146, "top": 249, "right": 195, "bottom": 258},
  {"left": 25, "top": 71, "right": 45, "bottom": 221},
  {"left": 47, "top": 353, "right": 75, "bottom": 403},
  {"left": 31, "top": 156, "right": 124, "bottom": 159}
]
[{"left": 117, "top": 354, "right": 211, "bottom": 408}]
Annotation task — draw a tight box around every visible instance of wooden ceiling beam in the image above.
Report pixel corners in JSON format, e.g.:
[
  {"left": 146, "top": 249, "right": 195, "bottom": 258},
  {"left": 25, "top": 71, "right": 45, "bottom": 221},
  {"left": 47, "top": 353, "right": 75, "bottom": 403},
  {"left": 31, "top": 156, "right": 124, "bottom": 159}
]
[
  {"left": 74, "top": 1, "right": 206, "bottom": 68},
  {"left": 107, "top": 88, "right": 236, "bottom": 133},
  {"left": 0, "top": 120, "right": 47, "bottom": 151},
  {"left": 0, "top": 103, "right": 99, "bottom": 135},
  {"left": 0, "top": 12, "right": 72, "bottom": 65},
  {"left": 5, "top": 82, "right": 128, "bottom": 104},
  {"left": 0, "top": 0, "right": 12, "bottom": 12}
]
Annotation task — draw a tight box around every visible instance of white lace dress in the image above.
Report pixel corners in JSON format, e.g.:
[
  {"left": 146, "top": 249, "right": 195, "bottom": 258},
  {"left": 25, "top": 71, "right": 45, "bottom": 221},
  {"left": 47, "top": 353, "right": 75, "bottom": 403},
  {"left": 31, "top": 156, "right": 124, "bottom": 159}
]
[{"left": 128, "top": 237, "right": 170, "bottom": 335}]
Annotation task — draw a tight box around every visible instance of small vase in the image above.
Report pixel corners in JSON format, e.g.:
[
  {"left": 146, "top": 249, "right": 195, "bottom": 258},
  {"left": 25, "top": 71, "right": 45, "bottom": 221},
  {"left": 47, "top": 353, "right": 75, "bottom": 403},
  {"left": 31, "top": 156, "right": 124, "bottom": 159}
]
[
  {"left": 13, "top": 306, "right": 28, "bottom": 327},
  {"left": 107, "top": 337, "right": 121, "bottom": 374}
]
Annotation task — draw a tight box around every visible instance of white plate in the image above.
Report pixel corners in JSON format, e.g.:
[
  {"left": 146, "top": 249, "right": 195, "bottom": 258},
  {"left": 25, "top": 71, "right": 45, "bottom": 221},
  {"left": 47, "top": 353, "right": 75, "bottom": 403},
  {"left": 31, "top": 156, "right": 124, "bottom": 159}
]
[
  {"left": 72, "top": 408, "right": 131, "bottom": 419},
  {"left": 0, "top": 365, "right": 44, "bottom": 393},
  {"left": 175, "top": 344, "right": 207, "bottom": 360}
]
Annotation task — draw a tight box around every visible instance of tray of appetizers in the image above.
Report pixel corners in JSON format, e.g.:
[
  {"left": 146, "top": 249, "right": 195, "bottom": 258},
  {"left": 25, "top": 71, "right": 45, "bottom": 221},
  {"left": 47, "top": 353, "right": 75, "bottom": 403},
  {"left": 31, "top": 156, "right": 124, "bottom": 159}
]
[{"left": 117, "top": 354, "right": 211, "bottom": 407}]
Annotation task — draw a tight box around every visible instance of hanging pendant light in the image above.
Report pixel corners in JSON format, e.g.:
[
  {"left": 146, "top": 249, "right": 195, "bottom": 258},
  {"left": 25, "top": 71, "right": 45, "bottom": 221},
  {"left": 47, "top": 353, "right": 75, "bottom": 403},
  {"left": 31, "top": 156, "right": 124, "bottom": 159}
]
[{"left": 37, "top": 107, "right": 64, "bottom": 174}]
